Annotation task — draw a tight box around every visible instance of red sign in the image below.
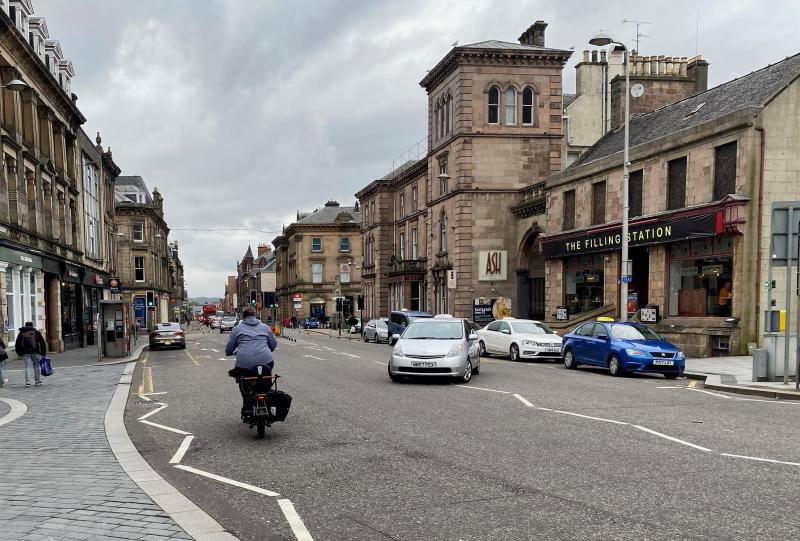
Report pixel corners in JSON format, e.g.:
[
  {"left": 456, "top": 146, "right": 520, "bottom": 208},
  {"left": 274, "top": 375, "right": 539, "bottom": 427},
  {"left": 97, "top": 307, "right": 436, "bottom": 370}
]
[{"left": 170, "top": 297, "right": 177, "bottom": 305}]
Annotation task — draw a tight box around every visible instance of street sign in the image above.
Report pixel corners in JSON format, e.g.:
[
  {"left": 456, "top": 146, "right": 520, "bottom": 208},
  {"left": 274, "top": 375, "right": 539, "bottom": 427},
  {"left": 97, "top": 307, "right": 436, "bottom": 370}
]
[
  {"left": 447, "top": 269, "right": 457, "bottom": 289},
  {"left": 556, "top": 306, "right": 568, "bottom": 321},
  {"left": 621, "top": 275, "right": 633, "bottom": 284}
]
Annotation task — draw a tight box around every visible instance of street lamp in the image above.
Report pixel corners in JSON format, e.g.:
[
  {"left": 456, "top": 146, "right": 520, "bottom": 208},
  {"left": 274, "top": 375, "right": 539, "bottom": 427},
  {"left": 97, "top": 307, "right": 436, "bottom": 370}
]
[
  {"left": 2, "top": 79, "right": 28, "bottom": 92},
  {"left": 590, "top": 30, "right": 631, "bottom": 322}
]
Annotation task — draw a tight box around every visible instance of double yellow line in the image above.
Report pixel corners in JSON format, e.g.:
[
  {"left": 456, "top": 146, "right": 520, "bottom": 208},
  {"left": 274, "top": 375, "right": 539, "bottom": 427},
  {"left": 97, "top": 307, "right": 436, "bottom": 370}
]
[{"left": 137, "top": 351, "right": 155, "bottom": 395}]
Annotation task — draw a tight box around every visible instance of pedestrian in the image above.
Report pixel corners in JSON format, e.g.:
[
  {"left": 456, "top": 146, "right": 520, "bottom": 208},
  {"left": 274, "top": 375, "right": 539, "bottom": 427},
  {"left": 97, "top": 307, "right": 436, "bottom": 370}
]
[
  {"left": 0, "top": 335, "right": 9, "bottom": 387},
  {"left": 718, "top": 281, "right": 733, "bottom": 317},
  {"left": 14, "top": 321, "right": 47, "bottom": 387},
  {"left": 291, "top": 315, "right": 297, "bottom": 330}
]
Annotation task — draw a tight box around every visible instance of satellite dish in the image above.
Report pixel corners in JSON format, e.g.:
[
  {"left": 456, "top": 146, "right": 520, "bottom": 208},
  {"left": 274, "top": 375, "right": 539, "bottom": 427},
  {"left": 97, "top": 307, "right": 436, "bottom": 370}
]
[{"left": 631, "top": 83, "right": 645, "bottom": 98}]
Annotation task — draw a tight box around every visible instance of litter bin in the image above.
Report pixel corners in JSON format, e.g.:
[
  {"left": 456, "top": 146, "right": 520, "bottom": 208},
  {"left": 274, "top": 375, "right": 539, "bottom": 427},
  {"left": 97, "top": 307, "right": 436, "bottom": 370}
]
[{"left": 752, "top": 348, "right": 768, "bottom": 382}]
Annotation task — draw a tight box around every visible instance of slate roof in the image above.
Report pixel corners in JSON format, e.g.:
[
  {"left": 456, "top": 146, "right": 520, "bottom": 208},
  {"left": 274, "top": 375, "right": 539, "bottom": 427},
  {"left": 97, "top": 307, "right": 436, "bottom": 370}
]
[
  {"left": 243, "top": 245, "right": 253, "bottom": 259},
  {"left": 563, "top": 93, "right": 577, "bottom": 108},
  {"left": 572, "top": 53, "right": 800, "bottom": 168},
  {"left": 459, "top": 40, "right": 568, "bottom": 53},
  {"left": 115, "top": 175, "right": 153, "bottom": 204},
  {"left": 296, "top": 206, "right": 361, "bottom": 225}
]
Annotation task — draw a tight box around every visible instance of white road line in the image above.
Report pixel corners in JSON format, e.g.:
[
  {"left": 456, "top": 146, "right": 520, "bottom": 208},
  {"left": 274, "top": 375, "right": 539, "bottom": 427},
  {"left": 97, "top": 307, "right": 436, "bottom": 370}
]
[
  {"left": 371, "top": 361, "right": 385, "bottom": 366},
  {"left": 138, "top": 403, "right": 168, "bottom": 421},
  {"left": 210, "top": 348, "right": 219, "bottom": 353},
  {"left": 139, "top": 392, "right": 168, "bottom": 396},
  {"left": 139, "top": 420, "right": 192, "bottom": 435},
  {"left": 277, "top": 498, "right": 315, "bottom": 541},
  {"left": 550, "top": 410, "right": 629, "bottom": 425},
  {"left": 138, "top": 394, "right": 152, "bottom": 402},
  {"left": 0, "top": 397, "right": 27, "bottom": 427},
  {"left": 655, "top": 385, "right": 684, "bottom": 389},
  {"left": 456, "top": 385, "right": 512, "bottom": 394},
  {"left": 174, "top": 464, "right": 281, "bottom": 497},
  {"left": 169, "top": 435, "right": 195, "bottom": 464},
  {"left": 721, "top": 453, "right": 800, "bottom": 467},
  {"left": 632, "top": 425, "right": 712, "bottom": 452},
  {"left": 513, "top": 393, "right": 535, "bottom": 407},
  {"left": 687, "top": 388, "right": 732, "bottom": 399},
  {"left": 303, "top": 355, "right": 325, "bottom": 360}
]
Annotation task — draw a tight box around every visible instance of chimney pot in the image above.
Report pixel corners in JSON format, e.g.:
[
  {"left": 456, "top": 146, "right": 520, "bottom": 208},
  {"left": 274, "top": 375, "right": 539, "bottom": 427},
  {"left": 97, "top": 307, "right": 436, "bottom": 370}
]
[
  {"left": 591, "top": 50, "right": 598, "bottom": 63},
  {"left": 518, "top": 20, "right": 547, "bottom": 47},
  {"left": 600, "top": 50, "right": 607, "bottom": 63},
  {"left": 583, "top": 50, "right": 590, "bottom": 63}
]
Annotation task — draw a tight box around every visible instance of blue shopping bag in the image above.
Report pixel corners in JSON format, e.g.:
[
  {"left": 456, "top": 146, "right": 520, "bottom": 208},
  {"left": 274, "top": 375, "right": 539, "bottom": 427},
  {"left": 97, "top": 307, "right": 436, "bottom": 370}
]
[{"left": 39, "top": 356, "right": 54, "bottom": 377}]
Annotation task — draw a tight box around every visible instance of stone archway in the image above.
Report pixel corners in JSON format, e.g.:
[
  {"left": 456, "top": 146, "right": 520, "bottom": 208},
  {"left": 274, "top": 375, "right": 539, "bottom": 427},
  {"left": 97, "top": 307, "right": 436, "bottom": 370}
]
[{"left": 516, "top": 226, "right": 546, "bottom": 320}]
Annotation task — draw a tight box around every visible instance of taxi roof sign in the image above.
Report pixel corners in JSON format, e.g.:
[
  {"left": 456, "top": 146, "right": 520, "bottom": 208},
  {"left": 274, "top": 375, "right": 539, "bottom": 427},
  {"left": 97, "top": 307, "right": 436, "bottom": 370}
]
[{"left": 596, "top": 316, "right": 615, "bottom": 322}]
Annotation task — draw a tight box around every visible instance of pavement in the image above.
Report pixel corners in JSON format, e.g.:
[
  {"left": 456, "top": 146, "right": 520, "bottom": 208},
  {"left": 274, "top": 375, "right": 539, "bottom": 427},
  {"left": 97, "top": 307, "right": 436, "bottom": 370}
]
[
  {"left": 125, "top": 327, "right": 800, "bottom": 540},
  {"left": 0, "top": 340, "right": 235, "bottom": 541},
  {"left": 685, "top": 356, "right": 800, "bottom": 399}
]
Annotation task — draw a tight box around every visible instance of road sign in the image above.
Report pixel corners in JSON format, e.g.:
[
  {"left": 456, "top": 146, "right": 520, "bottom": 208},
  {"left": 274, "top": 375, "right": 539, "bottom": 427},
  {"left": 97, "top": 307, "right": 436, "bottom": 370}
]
[{"left": 621, "top": 275, "right": 633, "bottom": 283}]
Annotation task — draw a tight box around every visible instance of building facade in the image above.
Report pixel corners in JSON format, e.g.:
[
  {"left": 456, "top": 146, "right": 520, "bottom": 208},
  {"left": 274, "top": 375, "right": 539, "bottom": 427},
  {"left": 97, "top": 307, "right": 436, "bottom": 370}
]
[
  {"left": 542, "top": 53, "right": 800, "bottom": 357},
  {"left": 114, "top": 177, "right": 174, "bottom": 330},
  {"left": 233, "top": 243, "right": 276, "bottom": 320},
  {"left": 274, "top": 201, "right": 362, "bottom": 325},
  {"left": 223, "top": 275, "right": 236, "bottom": 315},
  {"left": 0, "top": 3, "right": 121, "bottom": 351}
]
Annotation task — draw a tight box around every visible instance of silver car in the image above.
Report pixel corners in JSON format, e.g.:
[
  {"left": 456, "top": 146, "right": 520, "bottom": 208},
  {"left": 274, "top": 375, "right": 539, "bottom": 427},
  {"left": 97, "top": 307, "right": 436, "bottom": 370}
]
[
  {"left": 388, "top": 315, "right": 480, "bottom": 383},
  {"left": 149, "top": 322, "right": 186, "bottom": 350},
  {"left": 363, "top": 318, "right": 389, "bottom": 343},
  {"left": 219, "top": 316, "right": 238, "bottom": 333}
]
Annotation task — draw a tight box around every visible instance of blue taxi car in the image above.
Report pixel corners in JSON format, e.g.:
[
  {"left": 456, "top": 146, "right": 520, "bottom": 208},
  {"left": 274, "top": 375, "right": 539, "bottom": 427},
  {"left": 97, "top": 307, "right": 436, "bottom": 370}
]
[{"left": 561, "top": 320, "right": 684, "bottom": 379}]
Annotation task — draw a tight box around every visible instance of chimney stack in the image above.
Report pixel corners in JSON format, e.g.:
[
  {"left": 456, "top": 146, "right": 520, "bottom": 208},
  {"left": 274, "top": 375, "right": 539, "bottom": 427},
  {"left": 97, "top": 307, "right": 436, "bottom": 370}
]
[
  {"left": 518, "top": 20, "right": 547, "bottom": 47},
  {"left": 257, "top": 243, "right": 271, "bottom": 257}
]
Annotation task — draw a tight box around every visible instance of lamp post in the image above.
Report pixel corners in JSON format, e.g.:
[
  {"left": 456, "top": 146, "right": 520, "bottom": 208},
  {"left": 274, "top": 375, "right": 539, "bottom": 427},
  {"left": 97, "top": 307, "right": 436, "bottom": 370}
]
[
  {"left": 2, "top": 79, "right": 28, "bottom": 92},
  {"left": 590, "top": 31, "right": 631, "bottom": 322}
]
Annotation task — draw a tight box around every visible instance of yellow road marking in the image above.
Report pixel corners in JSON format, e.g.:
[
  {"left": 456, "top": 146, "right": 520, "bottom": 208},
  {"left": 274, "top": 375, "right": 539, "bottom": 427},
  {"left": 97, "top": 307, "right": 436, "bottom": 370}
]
[
  {"left": 138, "top": 351, "right": 149, "bottom": 395},
  {"left": 688, "top": 380, "right": 698, "bottom": 389},
  {"left": 185, "top": 349, "right": 200, "bottom": 366},
  {"left": 145, "top": 366, "right": 154, "bottom": 394}
]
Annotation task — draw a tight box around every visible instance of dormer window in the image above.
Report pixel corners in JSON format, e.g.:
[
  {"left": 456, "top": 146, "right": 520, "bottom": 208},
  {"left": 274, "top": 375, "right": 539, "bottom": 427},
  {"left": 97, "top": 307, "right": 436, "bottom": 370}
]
[{"left": 488, "top": 87, "right": 500, "bottom": 124}]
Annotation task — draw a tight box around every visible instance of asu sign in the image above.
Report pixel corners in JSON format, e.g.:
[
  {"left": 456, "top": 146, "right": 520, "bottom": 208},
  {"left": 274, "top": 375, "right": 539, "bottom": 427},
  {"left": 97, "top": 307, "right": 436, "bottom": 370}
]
[{"left": 479, "top": 251, "right": 507, "bottom": 281}]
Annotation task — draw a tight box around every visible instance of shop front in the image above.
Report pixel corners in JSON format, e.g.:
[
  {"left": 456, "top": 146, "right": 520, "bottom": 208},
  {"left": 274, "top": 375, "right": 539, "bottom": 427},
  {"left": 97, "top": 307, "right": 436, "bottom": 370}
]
[
  {"left": 543, "top": 204, "right": 747, "bottom": 356},
  {"left": 0, "top": 245, "right": 44, "bottom": 344},
  {"left": 82, "top": 271, "right": 107, "bottom": 346},
  {"left": 60, "top": 263, "right": 84, "bottom": 350}
]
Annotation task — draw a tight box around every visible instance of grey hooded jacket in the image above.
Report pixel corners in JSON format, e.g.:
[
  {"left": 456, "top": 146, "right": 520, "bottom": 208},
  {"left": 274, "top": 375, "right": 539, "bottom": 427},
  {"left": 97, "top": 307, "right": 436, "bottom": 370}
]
[{"left": 224, "top": 316, "right": 277, "bottom": 370}]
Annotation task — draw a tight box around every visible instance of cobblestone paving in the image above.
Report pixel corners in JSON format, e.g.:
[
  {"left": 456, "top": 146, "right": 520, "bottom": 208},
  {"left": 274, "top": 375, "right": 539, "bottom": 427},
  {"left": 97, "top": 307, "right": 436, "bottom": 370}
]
[{"left": 0, "top": 361, "right": 192, "bottom": 540}]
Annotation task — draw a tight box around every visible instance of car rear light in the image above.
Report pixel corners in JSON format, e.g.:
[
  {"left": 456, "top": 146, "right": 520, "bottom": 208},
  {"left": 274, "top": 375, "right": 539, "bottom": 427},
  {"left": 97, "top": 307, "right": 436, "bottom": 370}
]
[
  {"left": 151, "top": 332, "right": 160, "bottom": 337},
  {"left": 176, "top": 331, "right": 184, "bottom": 336},
  {"left": 256, "top": 394, "right": 266, "bottom": 400}
]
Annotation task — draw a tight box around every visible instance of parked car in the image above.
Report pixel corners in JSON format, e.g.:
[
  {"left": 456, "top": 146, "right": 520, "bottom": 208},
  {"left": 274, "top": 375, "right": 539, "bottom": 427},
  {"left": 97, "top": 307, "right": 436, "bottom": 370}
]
[
  {"left": 303, "top": 317, "right": 320, "bottom": 329},
  {"left": 388, "top": 315, "right": 480, "bottom": 383},
  {"left": 477, "top": 318, "right": 562, "bottom": 361},
  {"left": 349, "top": 321, "right": 362, "bottom": 334},
  {"left": 362, "top": 318, "right": 389, "bottom": 343},
  {"left": 219, "top": 316, "right": 238, "bottom": 333},
  {"left": 149, "top": 322, "right": 186, "bottom": 350},
  {"left": 387, "top": 310, "right": 433, "bottom": 338},
  {"left": 561, "top": 320, "right": 684, "bottom": 378}
]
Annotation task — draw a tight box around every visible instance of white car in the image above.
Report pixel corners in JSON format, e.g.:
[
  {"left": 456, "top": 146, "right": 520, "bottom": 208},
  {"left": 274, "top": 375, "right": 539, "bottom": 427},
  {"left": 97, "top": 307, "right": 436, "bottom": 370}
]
[{"left": 477, "top": 318, "right": 562, "bottom": 362}]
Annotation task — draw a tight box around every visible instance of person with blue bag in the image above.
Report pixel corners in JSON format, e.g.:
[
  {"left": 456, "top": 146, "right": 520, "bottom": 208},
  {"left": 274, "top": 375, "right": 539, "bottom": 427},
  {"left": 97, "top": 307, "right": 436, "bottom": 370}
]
[{"left": 14, "top": 321, "right": 47, "bottom": 387}]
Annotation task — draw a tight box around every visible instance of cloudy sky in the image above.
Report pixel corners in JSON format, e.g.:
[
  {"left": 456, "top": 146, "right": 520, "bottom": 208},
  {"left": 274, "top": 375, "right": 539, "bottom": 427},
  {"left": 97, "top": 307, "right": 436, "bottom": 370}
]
[{"left": 34, "top": 0, "right": 799, "bottom": 297}]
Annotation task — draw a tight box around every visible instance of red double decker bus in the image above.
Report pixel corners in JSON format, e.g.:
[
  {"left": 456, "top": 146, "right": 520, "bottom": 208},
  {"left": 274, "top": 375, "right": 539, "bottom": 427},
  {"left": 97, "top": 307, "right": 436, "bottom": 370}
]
[{"left": 202, "top": 303, "right": 217, "bottom": 323}]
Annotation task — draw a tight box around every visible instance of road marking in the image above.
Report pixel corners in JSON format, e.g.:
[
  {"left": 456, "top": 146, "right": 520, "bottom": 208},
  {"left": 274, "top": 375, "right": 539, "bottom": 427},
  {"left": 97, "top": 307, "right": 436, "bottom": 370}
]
[
  {"left": 174, "top": 464, "right": 281, "bottom": 496},
  {"left": 145, "top": 366, "right": 154, "bottom": 394},
  {"left": 139, "top": 420, "right": 192, "bottom": 435},
  {"left": 169, "top": 435, "right": 195, "bottom": 464},
  {"left": 551, "top": 410, "right": 629, "bottom": 425},
  {"left": 0, "top": 397, "right": 27, "bottom": 427},
  {"left": 632, "top": 425, "right": 712, "bottom": 452},
  {"left": 138, "top": 394, "right": 152, "bottom": 402},
  {"left": 277, "top": 498, "right": 315, "bottom": 541},
  {"left": 513, "top": 393, "right": 535, "bottom": 407},
  {"left": 688, "top": 388, "right": 732, "bottom": 399},
  {"left": 721, "top": 453, "right": 800, "bottom": 467},
  {"left": 303, "top": 355, "right": 325, "bottom": 360},
  {"left": 456, "top": 385, "right": 512, "bottom": 394},
  {"left": 371, "top": 361, "right": 384, "bottom": 366},
  {"left": 139, "top": 392, "right": 168, "bottom": 396},
  {"left": 184, "top": 349, "right": 200, "bottom": 366},
  {"left": 655, "top": 385, "right": 684, "bottom": 389},
  {"left": 138, "top": 403, "right": 168, "bottom": 421},
  {"left": 688, "top": 380, "right": 698, "bottom": 389},
  {"left": 209, "top": 348, "right": 219, "bottom": 353}
]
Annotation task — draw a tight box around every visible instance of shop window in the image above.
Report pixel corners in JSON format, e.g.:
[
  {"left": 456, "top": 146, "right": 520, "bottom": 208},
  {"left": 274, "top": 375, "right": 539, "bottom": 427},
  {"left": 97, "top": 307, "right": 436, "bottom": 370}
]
[
  {"left": 667, "top": 157, "right": 687, "bottom": 210},
  {"left": 563, "top": 189, "right": 575, "bottom": 231},
  {"left": 5, "top": 270, "right": 16, "bottom": 337},
  {"left": 713, "top": 141, "right": 737, "bottom": 201},
  {"left": 591, "top": 181, "right": 606, "bottom": 225},
  {"left": 668, "top": 236, "right": 734, "bottom": 317},
  {"left": 629, "top": 170, "right": 643, "bottom": 218},
  {"left": 564, "top": 255, "right": 605, "bottom": 316}
]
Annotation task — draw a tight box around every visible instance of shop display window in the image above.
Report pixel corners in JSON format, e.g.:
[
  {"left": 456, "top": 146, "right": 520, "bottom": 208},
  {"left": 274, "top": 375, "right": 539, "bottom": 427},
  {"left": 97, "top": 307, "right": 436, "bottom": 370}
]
[
  {"left": 668, "top": 236, "right": 734, "bottom": 317},
  {"left": 565, "top": 255, "right": 605, "bottom": 316}
]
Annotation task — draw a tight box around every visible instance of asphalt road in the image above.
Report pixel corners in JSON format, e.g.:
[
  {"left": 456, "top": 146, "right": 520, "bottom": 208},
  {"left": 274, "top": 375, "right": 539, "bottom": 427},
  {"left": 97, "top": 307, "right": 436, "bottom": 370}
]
[{"left": 125, "top": 327, "right": 800, "bottom": 541}]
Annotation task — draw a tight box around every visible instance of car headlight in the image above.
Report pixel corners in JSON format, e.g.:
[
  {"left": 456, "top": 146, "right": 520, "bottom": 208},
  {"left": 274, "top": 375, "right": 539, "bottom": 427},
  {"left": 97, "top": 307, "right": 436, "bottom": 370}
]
[
  {"left": 392, "top": 342, "right": 404, "bottom": 356},
  {"left": 625, "top": 348, "right": 647, "bottom": 357},
  {"left": 521, "top": 339, "right": 535, "bottom": 346},
  {"left": 447, "top": 342, "right": 465, "bottom": 357},
  {"left": 675, "top": 350, "right": 684, "bottom": 359}
]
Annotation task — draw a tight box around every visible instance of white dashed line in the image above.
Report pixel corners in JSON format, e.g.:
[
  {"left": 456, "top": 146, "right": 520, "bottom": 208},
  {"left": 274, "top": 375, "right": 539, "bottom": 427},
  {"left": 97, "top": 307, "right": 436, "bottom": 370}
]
[
  {"left": 551, "top": 410, "right": 629, "bottom": 425},
  {"left": 169, "top": 435, "right": 194, "bottom": 464},
  {"left": 457, "top": 385, "right": 512, "bottom": 395},
  {"left": 277, "top": 498, "right": 315, "bottom": 541},
  {"left": 139, "top": 420, "right": 192, "bottom": 435},
  {"left": 721, "top": 453, "right": 800, "bottom": 467},
  {"left": 174, "top": 464, "right": 281, "bottom": 496},
  {"left": 632, "top": 425, "right": 712, "bottom": 452},
  {"left": 687, "top": 388, "right": 732, "bottom": 399},
  {"left": 138, "top": 403, "right": 168, "bottom": 421},
  {"left": 512, "top": 393, "right": 535, "bottom": 407}
]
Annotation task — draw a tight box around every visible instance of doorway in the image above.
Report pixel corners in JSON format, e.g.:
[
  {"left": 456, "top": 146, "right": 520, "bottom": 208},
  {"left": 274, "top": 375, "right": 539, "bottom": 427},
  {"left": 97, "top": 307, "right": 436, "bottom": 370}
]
[{"left": 628, "top": 246, "right": 650, "bottom": 314}]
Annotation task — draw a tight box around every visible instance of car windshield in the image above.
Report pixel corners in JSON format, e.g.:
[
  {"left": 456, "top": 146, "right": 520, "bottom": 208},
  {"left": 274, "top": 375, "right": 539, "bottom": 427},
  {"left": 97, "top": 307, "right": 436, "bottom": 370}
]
[
  {"left": 610, "top": 324, "right": 662, "bottom": 341},
  {"left": 403, "top": 321, "right": 463, "bottom": 340},
  {"left": 408, "top": 314, "right": 432, "bottom": 322},
  {"left": 222, "top": 317, "right": 236, "bottom": 322},
  {"left": 510, "top": 321, "right": 555, "bottom": 335}
]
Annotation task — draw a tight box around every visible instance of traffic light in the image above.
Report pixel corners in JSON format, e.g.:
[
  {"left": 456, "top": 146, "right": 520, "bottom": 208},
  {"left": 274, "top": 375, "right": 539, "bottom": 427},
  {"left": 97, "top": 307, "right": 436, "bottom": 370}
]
[
  {"left": 357, "top": 294, "right": 364, "bottom": 311},
  {"left": 249, "top": 290, "right": 257, "bottom": 305},
  {"left": 336, "top": 298, "right": 343, "bottom": 312},
  {"left": 266, "top": 292, "right": 276, "bottom": 308},
  {"left": 146, "top": 291, "right": 155, "bottom": 307}
]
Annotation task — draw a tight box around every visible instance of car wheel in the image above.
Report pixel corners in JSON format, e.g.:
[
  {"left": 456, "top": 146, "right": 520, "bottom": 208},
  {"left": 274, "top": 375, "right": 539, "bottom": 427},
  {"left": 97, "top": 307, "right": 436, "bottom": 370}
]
[
  {"left": 362, "top": 333, "right": 368, "bottom": 342},
  {"left": 664, "top": 373, "right": 680, "bottom": 380},
  {"left": 388, "top": 364, "right": 401, "bottom": 382},
  {"left": 479, "top": 341, "right": 488, "bottom": 358},
  {"left": 563, "top": 349, "right": 577, "bottom": 369},
  {"left": 180, "top": 344, "right": 186, "bottom": 350},
  {"left": 458, "top": 358, "right": 473, "bottom": 383},
  {"left": 509, "top": 343, "right": 520, "bottom": 362},
  {"left": 608, "top": 354, "right": 624, "bottom": 377}
]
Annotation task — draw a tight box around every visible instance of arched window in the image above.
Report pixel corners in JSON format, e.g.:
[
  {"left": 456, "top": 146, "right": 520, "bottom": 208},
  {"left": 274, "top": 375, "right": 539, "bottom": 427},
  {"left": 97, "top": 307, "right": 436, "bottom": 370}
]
[
  {"left": 434, "top": 103, "right": 440, "bottom": 139},
  {"left": 522, "top": 87, "right": 535, "bottom": 125},
  {"left": 488, "top": 87, "right": 499, "bottom": 124},
  {"left": 505, "top": 88, "right": 517, "bottom": 125},
  {"left": 440, "top": 212, "right": 447, "bottom": 253},
  {"left": 440, "top": 98, "right": 446, "bottom": 137},
  {"left": 444, "top": 95, "right": 450, "bottom": 135}
]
